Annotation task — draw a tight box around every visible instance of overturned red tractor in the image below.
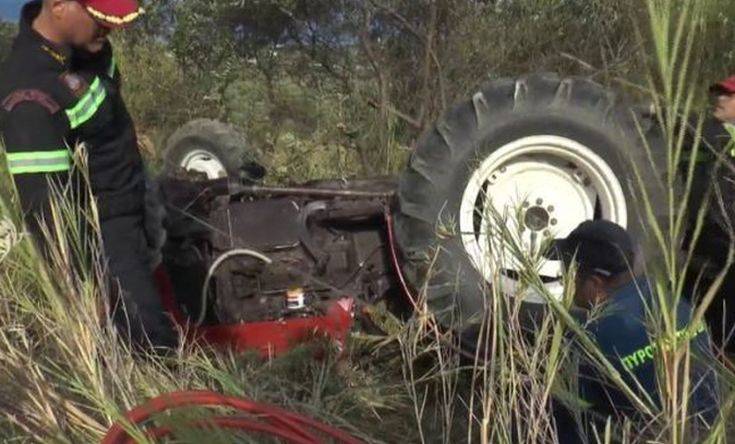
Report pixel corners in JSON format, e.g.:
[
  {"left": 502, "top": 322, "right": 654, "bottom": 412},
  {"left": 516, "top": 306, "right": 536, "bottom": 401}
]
[{"left": 155, "top": 73, "right": 728, "bottom": 354}]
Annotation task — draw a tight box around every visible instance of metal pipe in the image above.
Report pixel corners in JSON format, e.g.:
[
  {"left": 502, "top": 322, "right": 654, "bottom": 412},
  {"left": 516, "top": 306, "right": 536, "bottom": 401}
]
[
  {"left": 198, "top": 248, "right": 273, "bottom": 326},
  {"left": 230, "top": 183, "right": 395, "bottom": 199}
]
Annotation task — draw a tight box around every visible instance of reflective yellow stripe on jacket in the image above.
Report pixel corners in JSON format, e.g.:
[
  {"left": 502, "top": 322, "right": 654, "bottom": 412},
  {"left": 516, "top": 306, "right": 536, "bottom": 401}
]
[
  {"left": 65, "top": 77, "right": 106, "bottom": 129},
  {"left": 6, "top": 149, "right": 71, "bottom": 174}
]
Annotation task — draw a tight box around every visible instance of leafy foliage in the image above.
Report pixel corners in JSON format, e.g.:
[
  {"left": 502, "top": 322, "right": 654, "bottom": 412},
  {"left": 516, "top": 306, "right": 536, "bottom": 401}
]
[
  {"left": 2, "top": 1, "right": 734, "bottom": 179},
  {"left": 0, "top": 22, "right": 16, "bottom": 62},
  {"left": 145, "top": 0, "right": 734, "bottom": 179}
]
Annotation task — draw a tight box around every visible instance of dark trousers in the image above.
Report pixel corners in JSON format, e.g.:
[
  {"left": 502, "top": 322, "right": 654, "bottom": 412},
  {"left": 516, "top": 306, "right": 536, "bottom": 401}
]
[
  {"left": 552, "top": 400, "right": 586, "bottom": 444},
  {"left": 686, "top": 221, "right": 735, "bottom": 352},
  {"left": 100, "top": 215, "right": 176, "bottom": 349}
]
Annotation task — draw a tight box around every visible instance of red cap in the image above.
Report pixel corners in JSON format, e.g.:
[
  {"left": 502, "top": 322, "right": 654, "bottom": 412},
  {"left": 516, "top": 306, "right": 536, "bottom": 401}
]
[
  {"left": 710, "top": 76, "right": 735, "bottom": 95},
  {"left": 81, "top": 0, "right": 144, "bottom": 28}
]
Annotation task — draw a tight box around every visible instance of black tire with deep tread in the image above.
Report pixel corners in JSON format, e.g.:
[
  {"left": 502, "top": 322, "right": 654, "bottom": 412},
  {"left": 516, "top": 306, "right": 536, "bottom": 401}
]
[
  {"left": 162, "top": 119, "right": 256, "bottom": 179},
  {"left": 396, "top": 73, "right": 668, "bottom": 329}
]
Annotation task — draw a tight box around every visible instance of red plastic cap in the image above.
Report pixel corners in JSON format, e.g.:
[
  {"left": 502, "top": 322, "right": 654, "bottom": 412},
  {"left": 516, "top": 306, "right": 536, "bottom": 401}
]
[
  {"left": 711, "top": 76, "right": 735, "bottom": 95},
  {"left": 81, "top": 0, "right": 143, "bottom": 28}
]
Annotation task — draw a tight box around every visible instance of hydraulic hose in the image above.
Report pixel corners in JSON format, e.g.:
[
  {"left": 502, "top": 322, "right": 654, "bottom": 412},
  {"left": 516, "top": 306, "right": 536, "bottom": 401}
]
[
  {"left": 101, "top": 390, "right": 364, "bottom": 444},
  {"left": 197, "top": 248, "right": 273, "bottom": 326}
]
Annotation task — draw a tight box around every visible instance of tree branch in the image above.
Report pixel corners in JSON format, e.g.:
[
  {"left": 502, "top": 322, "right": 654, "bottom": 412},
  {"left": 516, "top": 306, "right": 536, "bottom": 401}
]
[{"left": 366, "top": 99, "right": 422, "bottom": 130}]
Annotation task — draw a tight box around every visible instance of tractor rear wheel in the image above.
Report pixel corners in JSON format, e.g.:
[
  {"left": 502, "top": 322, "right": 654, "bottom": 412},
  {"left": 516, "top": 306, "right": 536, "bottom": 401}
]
[{"left": 396, "top": 73, "right": 667, "bottom": 329}]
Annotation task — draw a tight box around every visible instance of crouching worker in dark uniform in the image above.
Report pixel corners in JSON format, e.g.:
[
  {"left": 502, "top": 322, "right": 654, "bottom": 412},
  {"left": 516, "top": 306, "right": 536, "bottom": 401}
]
[
  {"left": 0, "top": 0, "right": 177, "bottom": 351},
  {"left": 554, "top": 221, "right": 720, "bottom": 441}
]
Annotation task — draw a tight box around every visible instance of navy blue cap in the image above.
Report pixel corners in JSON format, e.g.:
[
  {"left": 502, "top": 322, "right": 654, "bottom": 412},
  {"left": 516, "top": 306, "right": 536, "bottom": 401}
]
[{"left": 554, "top": 220, "right": 635, "bottom": 277}]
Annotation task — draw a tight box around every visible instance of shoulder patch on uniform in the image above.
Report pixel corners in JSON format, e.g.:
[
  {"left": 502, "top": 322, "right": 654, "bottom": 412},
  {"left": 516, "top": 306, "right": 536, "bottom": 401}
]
[
  {"left": 1, "top": 90, "right": 60, "bottom": 114},
  {"left": 59, "top": 72, "right": 89, "bottom": 98}
]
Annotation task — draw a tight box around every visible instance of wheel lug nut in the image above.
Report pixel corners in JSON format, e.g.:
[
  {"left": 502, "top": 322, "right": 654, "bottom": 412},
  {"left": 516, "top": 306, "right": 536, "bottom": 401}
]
[
  {"left": 543, "top": 230, "right": 551, "bottom": 237},
  {"left": 536, "top": 198, "right": 543, "bottom": 205},
  {"left": 550, "top": 218, "right": 558, "bottom": 226},
  {"left": 523, "top": 201, "right": 530, "bottom": 208},
  {"left": 547, "top": 205, "right": 554, "bottom": 212}
]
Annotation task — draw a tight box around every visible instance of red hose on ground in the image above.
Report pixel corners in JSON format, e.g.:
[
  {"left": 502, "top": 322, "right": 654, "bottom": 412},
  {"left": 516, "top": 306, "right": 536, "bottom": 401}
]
[
  {"left": 101, "top": 390, "right": 364, "bottom": 444},
  {"left": 142, "top": 417, "right": 315, "bottom": 444}
]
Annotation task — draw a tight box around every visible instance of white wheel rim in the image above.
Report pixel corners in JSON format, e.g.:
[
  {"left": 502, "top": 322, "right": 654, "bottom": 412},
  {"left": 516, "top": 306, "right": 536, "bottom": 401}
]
[
  {"left": 180, "top": 149, "right": 228, "bottom": 179},
  {"left": 458, "top": 135, "right": 627, "bottom": 303}
]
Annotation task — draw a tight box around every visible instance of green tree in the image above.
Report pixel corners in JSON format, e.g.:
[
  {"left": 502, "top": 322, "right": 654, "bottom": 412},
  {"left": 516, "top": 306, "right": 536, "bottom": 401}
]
[
  {"left": 140, "top": 0, "right": 735, "bottom": 177},
  {"left": 0, "top": 23, "right": 17, "bottom": 62}
]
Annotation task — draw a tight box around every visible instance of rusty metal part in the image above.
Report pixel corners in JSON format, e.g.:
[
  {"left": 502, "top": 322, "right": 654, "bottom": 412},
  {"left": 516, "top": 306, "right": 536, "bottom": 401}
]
[
  {"left": 230, "top": 184, "right": 395, "bottom": 200},
  {"left": 161, "top": 177, "right": 395, "bottom": 203},
  {"left": 162, "top": 175, "right": 400, "bottom": 325}
]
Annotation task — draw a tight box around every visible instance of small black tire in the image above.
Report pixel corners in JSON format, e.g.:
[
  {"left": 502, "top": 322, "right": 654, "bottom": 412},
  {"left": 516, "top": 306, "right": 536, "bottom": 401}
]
[
  {"left": 396, "top": 73, "right": 668, "bottom": 329},
  {"left": 162, "top": 119, "right": 262, "bottom": 181}
]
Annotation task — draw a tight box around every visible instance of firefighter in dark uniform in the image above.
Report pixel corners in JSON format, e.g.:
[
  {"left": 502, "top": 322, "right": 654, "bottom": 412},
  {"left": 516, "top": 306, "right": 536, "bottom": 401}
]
[
  {"left": 688, "top": 76, "right": 735, "bottom": 353},
  {"left": 704, "top": 76, "right": 735, "bottom": 352},
  {"left": 554, "top": 221, "right": 719, "bottom": 442},
  {"left": 0, "top": 0, "right": 176, "bottom": 350}
]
